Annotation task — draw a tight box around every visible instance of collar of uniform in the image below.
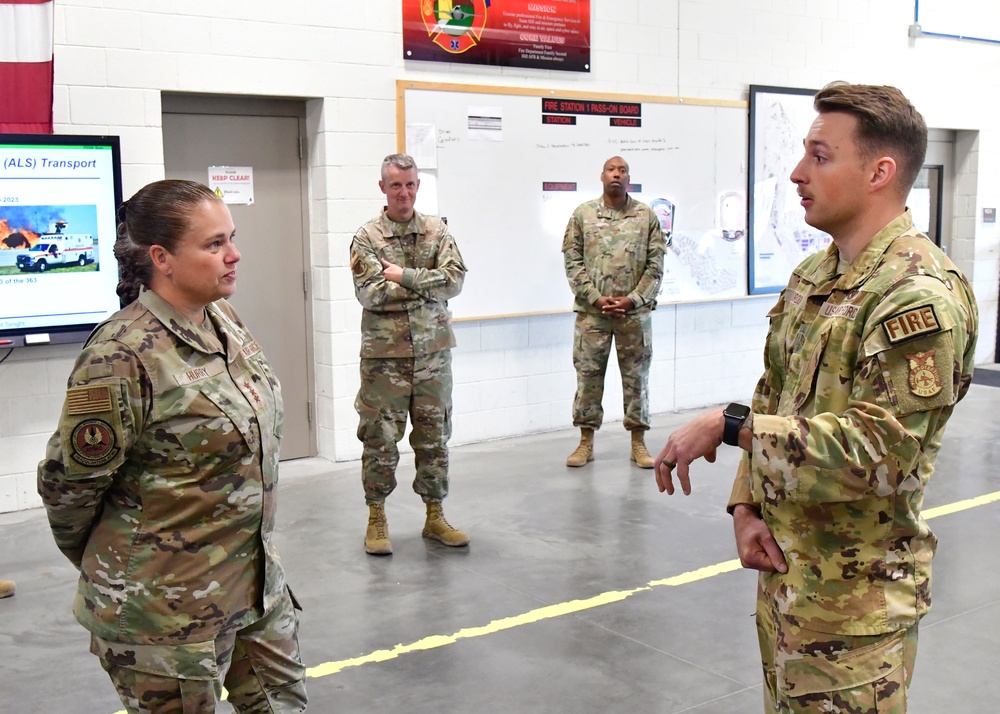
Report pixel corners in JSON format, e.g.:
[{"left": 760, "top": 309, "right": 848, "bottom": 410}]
[
  {"left": 378, "top": 208, "right": 426, "bottom": 237},
  {"left": 139, "top": 288, "right": 224, "bottom": 356},
  {"left": 596, "top": 194, "right": 636, "bottom": 219},
  {"left": 797, "top": 210, "right": 914, "bottom": 293},
  {"left": 205, "top": 300, "right": 249, "bottom": 364},
  {"left": 833, "top": 210, "right": 915, "bottom": 291}
]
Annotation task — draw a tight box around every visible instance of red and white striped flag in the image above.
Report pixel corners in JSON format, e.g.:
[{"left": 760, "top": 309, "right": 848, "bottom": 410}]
[{"left": 0, "top": 0, "right": 54, "bottom": 134}]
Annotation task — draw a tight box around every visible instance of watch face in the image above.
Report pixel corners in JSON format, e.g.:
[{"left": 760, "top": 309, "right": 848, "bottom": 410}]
[
  {"left": 723, "top": 403, "right": 751, "bottom": 447},
  {"left": 725, "top": 403, "right": 751, "bottom": 420}
]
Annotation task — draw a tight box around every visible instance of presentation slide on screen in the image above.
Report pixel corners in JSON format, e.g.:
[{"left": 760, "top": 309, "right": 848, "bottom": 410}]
[{"left": 0, "top": 141, "right": 120, "bottom": 334}]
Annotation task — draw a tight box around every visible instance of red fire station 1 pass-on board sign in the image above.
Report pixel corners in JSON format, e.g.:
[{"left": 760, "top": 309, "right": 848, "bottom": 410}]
[{"left": 402, "top": 0, "right": 591, "bottom": 72}]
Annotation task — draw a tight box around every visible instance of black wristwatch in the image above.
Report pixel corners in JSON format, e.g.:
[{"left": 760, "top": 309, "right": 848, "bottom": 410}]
[{"left": 722, "top": 403, "right": 751, "bottom": 447}]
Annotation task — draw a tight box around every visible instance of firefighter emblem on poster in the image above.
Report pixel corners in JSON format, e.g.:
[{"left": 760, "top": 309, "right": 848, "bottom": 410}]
[{"left": 420, "top": 0, "right": 488, "bottom": 54}]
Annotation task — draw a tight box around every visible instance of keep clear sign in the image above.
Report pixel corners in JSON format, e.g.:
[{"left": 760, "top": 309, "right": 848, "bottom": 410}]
[{"left": 208, "top": 166, "right": 254, "bottom": 205}]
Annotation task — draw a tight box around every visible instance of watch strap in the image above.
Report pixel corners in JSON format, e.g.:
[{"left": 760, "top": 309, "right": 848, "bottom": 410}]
[{"left": 723, "top": 403, "right": 750, "bottom": 446}]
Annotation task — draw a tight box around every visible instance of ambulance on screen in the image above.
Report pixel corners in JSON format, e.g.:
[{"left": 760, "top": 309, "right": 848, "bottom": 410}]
[{"left": 16, "top": 221, "right": 96, "bottom": 272}]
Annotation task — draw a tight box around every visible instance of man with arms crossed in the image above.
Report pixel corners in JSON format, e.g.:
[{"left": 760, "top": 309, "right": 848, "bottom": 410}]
[
  {"left": 655, "top": 83, "right": 978, "bottom": 712},
  {"left": 350, "top": 153, "right": 469, "bottom": 555},
  {"left": 563, "top": 156, "right": 665, "bottom": 469}
]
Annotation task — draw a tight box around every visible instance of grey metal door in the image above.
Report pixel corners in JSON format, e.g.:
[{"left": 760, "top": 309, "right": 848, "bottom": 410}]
[{"left": 162, "top": 96, "right": 314, "bottom": 459}]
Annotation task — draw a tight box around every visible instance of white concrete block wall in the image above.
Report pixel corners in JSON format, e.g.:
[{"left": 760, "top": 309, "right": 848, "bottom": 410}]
[
  {"left": 0, "top": 347, "right": 76, "bottom": 511},
  {"left": 2, "top": 0, "right": 999, "bottom": 512}
]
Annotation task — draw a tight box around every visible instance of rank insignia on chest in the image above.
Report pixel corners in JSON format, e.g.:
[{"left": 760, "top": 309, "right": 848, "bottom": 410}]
[
  {"left": 905, "top": 349, "right": 943, "bottom": 397},
  {"left": 243, "top": 379, "right": 262, "bottom": 405}
]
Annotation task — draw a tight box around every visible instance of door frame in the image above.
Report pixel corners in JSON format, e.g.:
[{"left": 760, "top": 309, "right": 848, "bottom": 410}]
[{"left": 161, "top": 92, "right": 317, "bottom": 456}]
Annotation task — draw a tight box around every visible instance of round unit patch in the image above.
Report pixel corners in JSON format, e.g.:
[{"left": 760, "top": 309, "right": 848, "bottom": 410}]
[{"left": 70, "top": 419, "right": 120, "bottom": 467}]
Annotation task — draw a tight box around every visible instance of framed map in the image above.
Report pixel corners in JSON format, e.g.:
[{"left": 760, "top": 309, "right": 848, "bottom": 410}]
[{"left": 747, "top": 85, "right": 830, "bottom": 295}]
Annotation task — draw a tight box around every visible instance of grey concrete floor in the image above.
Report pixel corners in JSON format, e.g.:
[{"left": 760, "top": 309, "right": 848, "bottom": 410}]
[{"left": 2, "top": 385, "right": 999, "bottom": 713}]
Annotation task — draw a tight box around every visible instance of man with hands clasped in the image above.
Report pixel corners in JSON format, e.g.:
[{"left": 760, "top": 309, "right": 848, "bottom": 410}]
[
  {"left": 654, "top": 82, "right": 977, "bottom": 713},
  {"left": 562, "top": 156, "right": 665, "bottom": 469}
]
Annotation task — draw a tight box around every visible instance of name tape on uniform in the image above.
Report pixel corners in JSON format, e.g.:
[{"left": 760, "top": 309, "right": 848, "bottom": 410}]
[{"left": 174, "top": 362, "right": 225, "bottom": 387}]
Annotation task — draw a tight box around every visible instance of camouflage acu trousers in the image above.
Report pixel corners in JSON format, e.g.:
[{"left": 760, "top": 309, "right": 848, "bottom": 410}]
[
  {"left": 571, "top": 311, "right": 652, "bottom": 431},
  {"left": 95, "top": 589, "right": 307, "bottom": 713},
  {"left": 757, "top": 593, "right": 917, "bottom": 713},
  {"left": 356, "top": 350, "right": 452, "bottom": 504}
]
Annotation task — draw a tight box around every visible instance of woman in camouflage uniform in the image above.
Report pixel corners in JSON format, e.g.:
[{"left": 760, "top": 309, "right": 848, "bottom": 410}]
[{"left": 38, "top": 180, "right": 307, "bottom": 713}]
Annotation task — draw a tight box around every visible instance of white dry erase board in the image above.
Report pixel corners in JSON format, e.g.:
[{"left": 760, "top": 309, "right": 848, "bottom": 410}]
[{"left": 397, "top": 81, "right": 750, "bottom": 320}]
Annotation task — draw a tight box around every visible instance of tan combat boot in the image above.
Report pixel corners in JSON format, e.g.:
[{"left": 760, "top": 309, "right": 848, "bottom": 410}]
[
  {"left": 566, "top": 427, "right": 595, "bottom": 467},
  {"left": 422, "top": 502, "right": 470, "bottom": 547},
  {"left": 630, "top": 430, "right": 654, "bottom": 469},
  {"left": 0, "top": 579, "right": 15, "bottom": 599},
  {"left": 365, "top": 502, "right": 392, "bottom": 555}
]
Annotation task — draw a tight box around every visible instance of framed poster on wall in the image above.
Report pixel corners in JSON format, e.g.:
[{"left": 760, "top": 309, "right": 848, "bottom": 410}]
[
  {"left": 747, "top": 85, "right": 830, "bottom": 295},
  {"left": 402, "top": 1, "right": 591, "bottom": 72}
]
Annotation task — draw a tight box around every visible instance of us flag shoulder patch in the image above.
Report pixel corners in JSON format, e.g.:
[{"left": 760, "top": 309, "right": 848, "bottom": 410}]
[{"left": 66, "top": 385, "right": 113, "bottom": 415}]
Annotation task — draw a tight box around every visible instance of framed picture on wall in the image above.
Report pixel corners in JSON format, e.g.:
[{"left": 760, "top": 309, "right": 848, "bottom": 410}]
[{"left": 747, "top": 85, "right": 830, "bottom": 295}]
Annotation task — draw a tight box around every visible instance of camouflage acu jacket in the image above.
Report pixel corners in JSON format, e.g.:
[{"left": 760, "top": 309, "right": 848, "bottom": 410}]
[
  {"left": 38, "top": 289, "right": 288, "bottom": 646},
  {"left": 729, "top": 211, "right": 978, "bottom": 635},
  {"left": 562, "top": 195, "right": 665, "bottom": 314},
  {"left": 350, "top": 210, "right": 466, "bottom": 358}
]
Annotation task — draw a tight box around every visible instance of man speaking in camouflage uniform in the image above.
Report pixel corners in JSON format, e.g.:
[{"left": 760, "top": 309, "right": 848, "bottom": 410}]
[
  {"left": 654, "top": 83, "right": 978, "bottom": 712},
  {"left": 350, "top": 153, "right": 469, "bottom": 555},
  {"left": 562, "top": 156, "right": 666, "bottom": 469}
]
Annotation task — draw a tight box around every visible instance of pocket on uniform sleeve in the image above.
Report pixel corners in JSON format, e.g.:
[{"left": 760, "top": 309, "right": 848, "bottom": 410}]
[
  {"left": 864, "top": 328, "right": 958, "bottom": 417},
  {"left": 62, "top": 381, "right": 130, "bottom": 479}
]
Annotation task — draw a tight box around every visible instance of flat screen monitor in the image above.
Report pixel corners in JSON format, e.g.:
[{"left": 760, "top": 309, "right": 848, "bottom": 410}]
[{"left": 0, "top": 134, "right": 123, "bottom": 348}]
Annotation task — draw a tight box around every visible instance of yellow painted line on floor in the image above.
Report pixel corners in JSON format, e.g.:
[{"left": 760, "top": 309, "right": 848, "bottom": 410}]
[
  {"left": 307, "top": 584, "right": 654, "bottom": 678},
  {"left": 306, "top": 489, "right": 1000, "bottom": 681},
  {"left": 305, "top": 561, "right": 748, "bottom": 680},
  {"left": 923, "top": 489, "right": 1000, "bottom": 519},
  {"left": 306, "top": 559, "right": 747, "bottom": 679},
  {"left": 107, "top": 489, "right": 1000, "bottom": 711}
]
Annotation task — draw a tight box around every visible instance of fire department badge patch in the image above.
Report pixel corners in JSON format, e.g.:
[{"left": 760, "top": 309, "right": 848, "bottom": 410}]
[
  {"left": 70, "top": 418, "right": 120, "bottom": 467},
  {"left": 420, "top": 0, "right": 488, "bottom": 54},
  {"left": 905, "top": 349, "right": 943, "bottom": 398}
]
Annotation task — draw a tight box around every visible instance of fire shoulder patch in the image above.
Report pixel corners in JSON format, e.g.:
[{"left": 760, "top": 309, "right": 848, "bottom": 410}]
[{"left": 881, "top": 305, "right": 941, "bottom": 345}]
